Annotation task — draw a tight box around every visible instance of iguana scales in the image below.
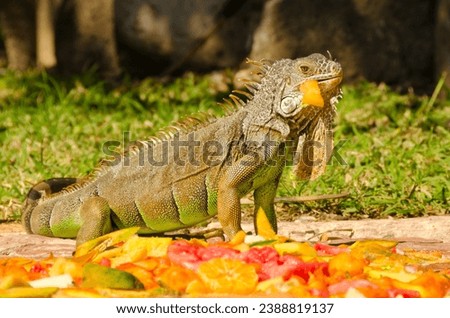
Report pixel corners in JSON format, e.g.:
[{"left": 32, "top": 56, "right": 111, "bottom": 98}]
[{"left": 22, "top": 53, "right": 343, "bottom": 245}]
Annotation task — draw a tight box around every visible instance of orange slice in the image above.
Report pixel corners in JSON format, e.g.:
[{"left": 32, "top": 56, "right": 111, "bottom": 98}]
[
  {"left": 328, "top": 252, "right": 367, "bottom": 277},
  {"left": 299, "top": 80, "right": 324, "bottom": 107},
  {"left": 197, "top": 258, "right": 258, "bottom": 294},
  {"left": 159, "top": 266, "right": 198, "bottom": 293}
]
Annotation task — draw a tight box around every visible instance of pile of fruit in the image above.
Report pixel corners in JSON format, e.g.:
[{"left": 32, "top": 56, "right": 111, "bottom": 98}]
[{"left": 0, "top": 225, "right": 449, "bottom": 298}]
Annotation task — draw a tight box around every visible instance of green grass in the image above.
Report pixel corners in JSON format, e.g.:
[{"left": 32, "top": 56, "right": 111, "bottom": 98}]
[
  {"left": 279, "top": 81, "right": 449, "bottom": 218},
  {"left": 0, "top": 70, "right": 448, "bottom": 222}
]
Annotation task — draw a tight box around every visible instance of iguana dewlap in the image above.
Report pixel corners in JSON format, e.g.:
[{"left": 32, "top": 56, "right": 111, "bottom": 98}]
[{"left": 22, "top": 53, "right": 343, "bottom": 245}]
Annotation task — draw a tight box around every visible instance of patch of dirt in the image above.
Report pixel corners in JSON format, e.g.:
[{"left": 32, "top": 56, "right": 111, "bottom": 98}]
[{"left": 0, "top": 222, "right": 22, "bottom": 233}]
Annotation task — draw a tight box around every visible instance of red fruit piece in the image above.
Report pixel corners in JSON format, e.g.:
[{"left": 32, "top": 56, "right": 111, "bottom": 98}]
[
  {"left": 240, "top": 247, "right": 279, "bottom": 264},
  {"left": 197, "top": 246, "right": 240, "bottom": 261},
  {"left": 314, "top": 243, "right": 350, "bottom": 256},
  {"left": 167, "top": 241, "right": 203, "bottom": 270}
]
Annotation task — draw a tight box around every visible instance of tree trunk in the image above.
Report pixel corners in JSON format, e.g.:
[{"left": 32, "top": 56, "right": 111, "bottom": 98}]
[
  {"left": 36, "top": 0, "right": 57, "bottom": 69},
  {"left": 436, "top": 0, "right": 450, "bottom": 89},
  {"left": 56, "top": 0, "right": 120, "bottom": 78},
  {"left": 0, "top": 0, "right": 36, "bottom": 70}
]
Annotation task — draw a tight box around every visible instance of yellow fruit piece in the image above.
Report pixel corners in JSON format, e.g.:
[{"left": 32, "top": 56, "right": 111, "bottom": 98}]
[
  {"left": 232, "top": 242, "right": 250, "bottom": 253},
  {"left": 97, "top": 288, "right": 158, "bottom": 298},
  {"left": 299, "top": 80, "right": 324, "bottom": 107},
  {"left": 48, "top": 258, "right": 83, "bottom": 280},
  {"left": 274, "top": 242, "right": 317, "bottom": 258},
  {"left": 367, "top": 269, "right": 418, "bottom": 283},
  {"left": 392, "top": 272, "right": 449, "bottom": 298},
  {"left": 128, "top": 236, "right": 172, "bottom": 258},
  {"left": 186, "top": 279, "right": 210, "bottom": 295},
  {"left": 288, "top": 283, "right": 313, "bottom": 298},
  {"left": 0, "top": 287, "right": 58, "bottom": 298},
  {"left": 229, "top": 230, "right": 246, "bottom": 245},
  {"left": 328, "top": 253, "right": 367, "bottom": 277},
  {"left": 256, "top": 276, "right": 285, "bottom": 293},
  {"left": 92, "top": 247, "right": 123, "bottom": 263},
  {"left": 350, "top": 240, "right": 397, "bottom": 260},
  {"left": 351, "top": 240, "right": 398, "bottom": 249},
  {"left": 74, "top": 227, "right": 140, "bottom": 258},
  {"left": 257, "top": 276, "right": 310, "bottom": 297},
  {"left": 197, "top": 258, "right": 258, "bottom": 295},
  {"left": 344, "top": 287, "right": 367, "bottom": 298},
  {"left": 255, "top": 207, "right": 277, "bottom": 240},
  {"left": 403, "top": 249, "right": 443, "bottom": 261},
  {"left": 101, "top": 236, "right": 172, "bottom": 267},
  {"left": 54, "top": 288, "right": 103, "bottom": 298},
  {"left": 0, "top": 275, "right": 30, "bottom": 289}
]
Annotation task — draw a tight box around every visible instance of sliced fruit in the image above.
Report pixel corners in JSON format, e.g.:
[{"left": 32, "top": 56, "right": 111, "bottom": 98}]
[
  {"left": 29, "top": 274, "right": 73, "bottom": 288},
  {"left": 328, "top": 252, "right": 367, "bottom": 277},
  {"left": 274, "top": 242, "right": 317, "bottom": 258},
  {"left": 0, "top": 287, "right": 58, "bottom": 298},
  {"left": 159, "top": 266, "right": 198, "bottom": 293},
  {"left": 102, "top": 236, "right": 172, "bottom": 267},
  {"left": 255, "top": 207, "right": 277, "bottom": 239},
  {"left": 81, "top": 263, "right": 144, "bottom": 290},
  {"left": 74, "top": 227, "right": 140, "bottom": 258},
  {"left": 229, "top": 230, "right": 246, "bottom": 245},
  {"left": 116, "top": 263, "right": 158, "bottom": 290},
  {"left": 299, "top": 80, "right": 324, "bottom": 107},
  {"left": 197, "top": 258, "right": 258, "bottom": 295}
]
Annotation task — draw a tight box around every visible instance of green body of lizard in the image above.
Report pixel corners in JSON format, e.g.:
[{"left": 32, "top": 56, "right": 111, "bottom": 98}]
[{"left": 22, "top": 53, "right": 343, "bottom": 245}]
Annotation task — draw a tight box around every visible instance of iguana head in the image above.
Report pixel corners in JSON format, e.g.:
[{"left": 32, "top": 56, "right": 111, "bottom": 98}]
[
  {"left": 286, "top": 53, "right": 343, "bottom": 180},
  {"left": 265, "top": 53, "right": 343, "bottom": 119},
  {"left": 245, "top": 53, "right": 343, "bottom": 180}
]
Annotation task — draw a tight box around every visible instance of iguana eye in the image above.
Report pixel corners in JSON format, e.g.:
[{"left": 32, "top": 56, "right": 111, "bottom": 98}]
[
  {"left": 299, "top": 65, "right": 310, "bottom": 74},
  {"left": 279, "top": 96, "right": 301, "bottom": 116}
]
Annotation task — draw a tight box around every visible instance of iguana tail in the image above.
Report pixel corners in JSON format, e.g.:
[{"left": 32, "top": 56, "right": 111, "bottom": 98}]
[{"left": 22, "top": 178, "right": 79, "bottom": 233}]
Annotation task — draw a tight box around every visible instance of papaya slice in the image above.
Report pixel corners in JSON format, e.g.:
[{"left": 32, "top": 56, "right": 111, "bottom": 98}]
[{"left": 299, "top": 80, "right": 324, "bottom": 107}]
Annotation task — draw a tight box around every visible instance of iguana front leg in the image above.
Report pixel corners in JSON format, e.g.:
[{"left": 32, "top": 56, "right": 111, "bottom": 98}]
[
  {"left": 217, "top": 179, "right": 242, "bottom": 238},
  {"left": 217, "top": 154, "right": 270, "bottom": 239},
  {"left": 253, "top": 174, "right": 281, "bottom": 234}
]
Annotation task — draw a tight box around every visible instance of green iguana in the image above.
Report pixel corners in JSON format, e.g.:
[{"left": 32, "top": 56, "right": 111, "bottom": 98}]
[{"left": 22, "top": 53, "right": 343, "bottom": 245}]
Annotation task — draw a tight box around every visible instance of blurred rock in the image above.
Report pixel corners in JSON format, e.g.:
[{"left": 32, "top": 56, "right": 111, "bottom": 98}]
[
  {"left": 115, "top": 0, "right": 264, "bottom": 76},
  {"left": 248, "top": 0, "right": 436, "bottom": 90}
]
